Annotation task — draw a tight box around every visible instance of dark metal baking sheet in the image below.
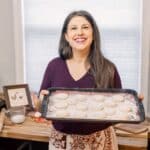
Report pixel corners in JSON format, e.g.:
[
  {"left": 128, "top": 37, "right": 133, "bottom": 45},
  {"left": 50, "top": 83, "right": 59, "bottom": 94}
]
[{"left": 41, "top": 87, "right": 145, "bottom": 123}]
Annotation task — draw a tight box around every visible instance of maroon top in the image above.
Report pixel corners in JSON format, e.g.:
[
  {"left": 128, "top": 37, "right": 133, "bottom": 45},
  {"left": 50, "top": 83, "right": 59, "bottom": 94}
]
[{"left": 40, "top": 57, "right": 122, "bottom": 134}]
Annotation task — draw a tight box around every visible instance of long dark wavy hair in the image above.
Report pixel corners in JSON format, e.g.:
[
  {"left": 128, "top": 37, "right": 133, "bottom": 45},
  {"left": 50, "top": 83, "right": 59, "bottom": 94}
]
[{"left": 59, "top": 10, "right": 115, "bottom": 88}]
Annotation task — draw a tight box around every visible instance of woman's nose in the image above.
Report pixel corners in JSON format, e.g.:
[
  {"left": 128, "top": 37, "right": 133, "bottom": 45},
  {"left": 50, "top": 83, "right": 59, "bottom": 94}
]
[{"left": 77, "top": 28, "right": 83, "bottom": 35}]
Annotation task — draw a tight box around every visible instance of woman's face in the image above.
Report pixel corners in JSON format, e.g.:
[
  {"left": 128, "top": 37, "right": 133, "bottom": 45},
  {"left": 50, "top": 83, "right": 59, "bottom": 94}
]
[{"left": 65, "top": 16, "right": 93, "bottom": 54}]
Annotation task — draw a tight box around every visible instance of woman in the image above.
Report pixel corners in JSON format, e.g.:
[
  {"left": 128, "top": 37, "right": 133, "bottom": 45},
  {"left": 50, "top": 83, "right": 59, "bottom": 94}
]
[{"left": 40, "top": 10, "right": 122, "bottom": 150}]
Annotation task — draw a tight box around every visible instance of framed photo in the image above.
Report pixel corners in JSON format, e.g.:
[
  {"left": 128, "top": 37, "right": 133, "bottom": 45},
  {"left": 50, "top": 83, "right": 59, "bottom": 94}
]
[{"left": 3, "top": 84, "right": 33, "bottom": 109}]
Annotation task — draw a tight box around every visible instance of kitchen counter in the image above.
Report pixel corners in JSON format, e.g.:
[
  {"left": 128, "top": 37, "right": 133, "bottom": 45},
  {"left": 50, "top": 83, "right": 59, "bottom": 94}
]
[{"left": 0, "top": 115, "right": 149, "bottom": 150}]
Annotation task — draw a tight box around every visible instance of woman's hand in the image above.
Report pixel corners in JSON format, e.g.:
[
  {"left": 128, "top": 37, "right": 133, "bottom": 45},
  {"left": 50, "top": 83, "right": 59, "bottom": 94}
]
[
  {"left": 138, "top": 94, "right": 144, "bottom": 102},
  {"left": 31, "top": 90, "right": 49, "bottom": 111},
  {"left": 39, "top": 90, "right": 49, "bottom": 101}
]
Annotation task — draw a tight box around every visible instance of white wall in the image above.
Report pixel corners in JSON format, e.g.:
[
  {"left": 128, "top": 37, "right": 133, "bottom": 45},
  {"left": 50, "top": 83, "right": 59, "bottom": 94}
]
[
  {"left": 141, "top": 0, "right": 150, "bottom": 115},
  {"left": 0, "top": 0, "right": 16, "bottom": 91}
]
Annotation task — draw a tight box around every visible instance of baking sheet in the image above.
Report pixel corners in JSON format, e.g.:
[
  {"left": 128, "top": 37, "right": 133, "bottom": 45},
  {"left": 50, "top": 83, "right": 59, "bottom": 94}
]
[{"left": 41, "top": 88, "right": 145, "bottom": 123}]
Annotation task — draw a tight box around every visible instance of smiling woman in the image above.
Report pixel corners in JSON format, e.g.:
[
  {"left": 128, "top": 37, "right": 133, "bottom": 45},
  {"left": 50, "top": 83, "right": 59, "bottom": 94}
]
[
  {"left": 39, "top": 10, "right": 122, "bottom": 150},
  {"left": 22, "top": 0, "right": 142, "bottom": 93}
]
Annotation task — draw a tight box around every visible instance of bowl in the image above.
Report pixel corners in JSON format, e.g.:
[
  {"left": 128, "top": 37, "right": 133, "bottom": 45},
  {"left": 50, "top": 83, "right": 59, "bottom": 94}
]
[{"left": 10, "top": 106, "right": 26, "bottom": 124}]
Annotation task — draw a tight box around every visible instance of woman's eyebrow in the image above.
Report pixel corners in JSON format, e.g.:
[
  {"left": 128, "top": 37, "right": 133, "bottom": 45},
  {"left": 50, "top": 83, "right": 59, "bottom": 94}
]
[{"left": 69, "top": 24, "right": 89, "bottom": 27}]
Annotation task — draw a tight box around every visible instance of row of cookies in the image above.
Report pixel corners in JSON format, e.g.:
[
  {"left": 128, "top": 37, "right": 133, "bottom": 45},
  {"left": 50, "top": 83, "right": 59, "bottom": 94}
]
[{"left": 47, "top": 91, "right": 139, "bottom": 121}]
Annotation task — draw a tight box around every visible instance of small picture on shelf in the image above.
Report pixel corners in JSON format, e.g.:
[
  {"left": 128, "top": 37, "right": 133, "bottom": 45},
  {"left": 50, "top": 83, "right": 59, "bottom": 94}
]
[{"left": 3, "top": 84, "right": 33, "bottom": 110}]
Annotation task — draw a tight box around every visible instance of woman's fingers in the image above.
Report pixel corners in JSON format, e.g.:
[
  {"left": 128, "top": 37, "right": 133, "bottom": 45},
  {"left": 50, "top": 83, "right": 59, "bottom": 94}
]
[
  {"left": 31, "top": 92, "right": 40, "bottom": 110},
  {"left": 31, "top": 90, "right": 49, "bottom": 111},
  {"left": 39, "top": 90, "right": 49, "bottom": 101},
  {"left": 138, "top": 94, "right": 144, "bottom": 101},
  {"left": 40, "top": 90, "right": 49, "bottom": 95}
]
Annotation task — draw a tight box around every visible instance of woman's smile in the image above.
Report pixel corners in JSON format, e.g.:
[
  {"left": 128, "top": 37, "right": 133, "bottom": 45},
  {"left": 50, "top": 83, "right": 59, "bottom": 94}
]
[{"left": 74, "top": 37, "right": 87, "bottom": 43}]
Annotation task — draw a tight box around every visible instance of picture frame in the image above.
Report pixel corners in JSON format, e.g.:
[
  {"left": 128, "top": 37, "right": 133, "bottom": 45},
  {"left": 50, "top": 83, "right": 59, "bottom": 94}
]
[{"left": 3, "top": 84, "right": 33, "bottom": 109}]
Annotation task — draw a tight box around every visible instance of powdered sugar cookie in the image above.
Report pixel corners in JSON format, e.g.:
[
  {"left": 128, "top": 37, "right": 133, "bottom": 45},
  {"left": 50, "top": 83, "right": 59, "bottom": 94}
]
[
  {"left": 118, "top": 104, "right": 132, "bottom": 112},
  {"left": 88, "top": 111, "right": 106, "bottom": 119},
  {"left": 54, "top": 100, "right": 68, "bottom": 109},
  {"left": 112, "top": 95, "right": 124, "bottom": 103},
  {"left": 104, "top": 98, "right": 117, "bottom": 107},
  {"left": 76, "top": 102, "right": 88, "bottom": 111},
  {"left": 123, "top": 101, "right": 137, "bottom": 113},
  {"left": 114, "top": 112, "right": 129, "bottom": 120},
  {"left": 92, "top": 94, "right": 105, "bottom": 102},
  {"left": 52, "top": 93, "right": 69, "bottom": 100},
  {"left": 88, "top": 102, "right": 104, "bottom": 111},
  {"left": 127, "top": 112, "right": 138, "bottom": 120},
  {"left": 55, "top": 110, "right": 69, "bottom": 117},
  {"left": 67, "top": 96, "right": 77, "bottom": 105},
  {"left": 48, "top": 105, "right": 57, "bottom": 112},
  {"left": 74, "top": 94, "right": 86, "bottom": 101},
  {"left": 71, "top": 111, "right": 87, "bottom": 118},
  {"left": 105, "top": 108, "right": 116, "bottom": 116}
]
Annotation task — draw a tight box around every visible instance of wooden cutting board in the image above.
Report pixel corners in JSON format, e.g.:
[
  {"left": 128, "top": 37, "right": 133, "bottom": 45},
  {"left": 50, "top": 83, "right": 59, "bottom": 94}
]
[
  {"left": 0, "top": 108, "right": 5, "bottom": 132},
  {"left": 1, "top": 116, "right": 52, "bottom": 142},
  {"left": 114, "top": 123, "right": 148, "bottom": 134}
]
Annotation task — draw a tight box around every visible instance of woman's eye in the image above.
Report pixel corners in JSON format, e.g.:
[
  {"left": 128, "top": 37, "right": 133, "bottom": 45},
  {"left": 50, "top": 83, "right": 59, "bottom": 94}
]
[
  {"left": 69, "top": 25, "right": 89, "bottom": 31},
  {"left": 82, "top": 26, "right": 89, "bottom": 29},
  {"left": 71, "top": 27, "right": 77, "bottom": 30}
]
